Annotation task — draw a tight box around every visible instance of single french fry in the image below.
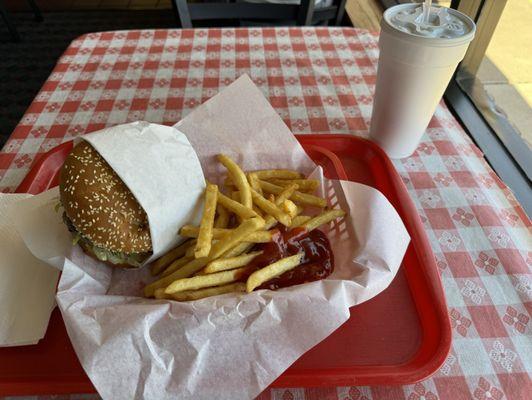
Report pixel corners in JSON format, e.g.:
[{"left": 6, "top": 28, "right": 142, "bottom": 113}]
[
  {"left": 282, "top": 199, "right": 298, "bottom": 218},
  {"left": 223, "top": 175, "right": 234, "bottom": 187},
  {"left": 208, "top": 217, "right": 265, "bottom": 259},
  {"left": 165, "top": 282, "right": 247, "bottom": 301},
  {"left": 246, "top": 253, "right": 304, "bottom": 292},
  {"left": 230, "top": 190, "right": 243, "bottom": 222},
  {"left": 250, "top": 188, "right": 291, "bottom": 227},
  {"left": 161, "top": 255, "right": 194, "bottom": 277},
  {"left": 300, "top": 209, "right": 346, "bottom": 232},
  {"left": 165, "top": 267, "right": 249, "bottom": 294},
  {"left": 259, "top": 180, "right": 326, "bottom": 208},
  {"left": 180, "top": 225, "right": 204, "bottom": 238},
  {"left": 193, "top": 268, "right": 208, "bottom": 276},
  {"left": 252, "top": 205, "right": 264, "bottom": 218},
  {"left": 253, "top": 169, "right": 302, "bottom": 180},
  {"left": 214, "top": 204, "right": 230, "bottom": 229},
  {"left": 194, "top": 184, "right": 218, "bottom": 258},
  {"left": 246, "top": 230, "right": 271, "bottom": 243},
  {"left": 290, "top": 191, "right": 327, "bottom": 207},
  {"left": 290, "top": 215, "right": 312, "bottom": 228},
  {"left": 218, "top": 154, "right": 252, "bottom": 208},
  {"left": 222, "top": 242, "right": 255, "bottom": 258},
  {"left": 144, "top": 257, "right": 209, "bottom": 297},
  {"left": 154, "top": 288, "right": 172, "bottom": 299},
  {"left": 150, "top": 240, "right": 191, "bottom": 276},
  {"left": 224, "top": 177, "right": 235, "bottom": 194},
  {"left": 204, "top": 250, "right": 263, "bottom": 274},
  {"left": 270, "top": 178, "right": 319, "bottom": 192},
  {"left": 181, "top": 225, "right": 273, "bottom": 243},
  {"left": 185, "top": 244, "right": 196, "bottom": 258},
  {"left": 217, "top": 192, "right": 258, "bottom": 219},
  {"left": 247, "top": 172, "right": 263, "bottom": 196}
]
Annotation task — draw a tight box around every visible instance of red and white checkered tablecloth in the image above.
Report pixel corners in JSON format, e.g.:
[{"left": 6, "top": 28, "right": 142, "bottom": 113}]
[{"left": 1, "top": 27, "right": 530, "bottom": 400}]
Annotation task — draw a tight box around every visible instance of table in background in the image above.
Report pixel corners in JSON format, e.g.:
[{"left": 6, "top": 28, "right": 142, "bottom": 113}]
[{"left": 0, "top": 27, "right": 530, "bottom": 400}]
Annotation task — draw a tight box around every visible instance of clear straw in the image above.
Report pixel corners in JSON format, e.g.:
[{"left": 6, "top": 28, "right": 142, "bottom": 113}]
[{"left": 422, "top": 0, "right": 432, "bottom": 24}]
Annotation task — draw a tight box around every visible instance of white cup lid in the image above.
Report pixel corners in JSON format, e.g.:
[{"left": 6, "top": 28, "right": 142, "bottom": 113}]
[{"left": 382, "top": 4, "right": 475, "bottom": 46}]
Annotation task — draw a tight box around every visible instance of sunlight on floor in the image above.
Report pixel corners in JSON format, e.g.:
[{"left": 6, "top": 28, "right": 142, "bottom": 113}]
[{"left": 478, "top": 0, "right": 532, "bottom": 146}]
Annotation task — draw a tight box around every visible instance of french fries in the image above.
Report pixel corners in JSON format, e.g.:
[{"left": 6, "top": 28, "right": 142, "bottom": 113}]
[
  {"left": 180, "top": 225, "right": 273, "bottom": 243},
  {"left": 222, "top": 242, "right": 255, "bottom": 258},
  {"left": 282, "top": 199, "right": 298, "bottom": 218},
  {"left": 155, "top": 282, "right": 246, "bottom": 301},
  {"left": 204, "top": 250, "right": 263, "bottom": 274},
  {"left": 185, "top": 243, "right": 196, "bottom": 258},
  {"left": 270, "top": 178, "right": 319, "bottom": 192},
  {"left": 259, "top": 180, "right": 327, "bottom": 208},
  {"left": 224, "top": 169, "right": 302, "bottom": 186},
  {"left": 246, "top": 253, "right": 304, "bottom": 292},
  {"left": 150, "top": 240, "right": 191, "bottom": 276},
  {"left": 165, "top": 267, "right": 249, "bottom": 294},
  {"left": 301, "top": 209, "right": 346, "bottom": 232},
  {"left": 253, "top": 169, "right": 302, "bottom": 180},
  {"left": 218, "top": 154, "right": 252, "bottom": 208},
  {"left": 146, "top": 154, "right": 346, "bottom": 302},
  {"left": 208, "top": 217, "right": 265, "bottom": 259},
  {"left": 290, "top": 215, "right": 311, "bottom": 228},
  {"left": 194, "top": 184, "right": 218, "bottom": 258},
  {"left": 275, "top": 183, "right": 299, "bottom": 204},
  {"left": 161, "top": 255, "right": 194, "bottom": 277},
  {"left": 144, "top": 257, "right": 209, "bottom": 297},
  {"left": 247, "top": 172, "right": 263, "bottom": 195},
  {"left": 264, "top": 183, "right": 300, "bottom": 229},
  {"left": 214, "top": 204, "right": 229, "bottom": 228},
  {"left": 217, "top": 192, "right": 258, "bottom": 219},
  {"left": 250, "top": 188, "right": 291, "bottom": 227}
]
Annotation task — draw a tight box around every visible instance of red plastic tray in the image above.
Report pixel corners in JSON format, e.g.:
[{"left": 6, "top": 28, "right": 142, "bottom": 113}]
[{"left": 2, "top": 134, "right": 451, "bottom": 395}]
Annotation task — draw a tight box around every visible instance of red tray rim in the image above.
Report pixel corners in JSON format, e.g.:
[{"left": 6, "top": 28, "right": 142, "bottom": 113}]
[{"left": 7, "top": 134, "right": 451, "bottom": 393}]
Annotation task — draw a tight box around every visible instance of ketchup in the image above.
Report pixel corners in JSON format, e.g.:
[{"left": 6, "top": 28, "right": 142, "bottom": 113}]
[{"left": 247, "top": 227, "right": 334, "bottom": 290}]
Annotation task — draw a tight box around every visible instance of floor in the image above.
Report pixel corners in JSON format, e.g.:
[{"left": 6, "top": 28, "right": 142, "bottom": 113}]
[
  {"left": 477, "top": 0, "right": 532, "bottom": 147},
  {"left": 0, "top": 10, "right": 176, "bottom": 148},
  {"left": 345, "top": 0, "right": 382, "bottom": 31}
]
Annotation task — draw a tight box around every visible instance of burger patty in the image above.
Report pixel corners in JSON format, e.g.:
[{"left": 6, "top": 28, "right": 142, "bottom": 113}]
[{"left": 62, "top": 212, "right": 149, "bottom": 267}]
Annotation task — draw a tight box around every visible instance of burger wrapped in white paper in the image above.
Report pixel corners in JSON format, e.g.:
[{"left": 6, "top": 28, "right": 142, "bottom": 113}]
[{"left": 60, "top": 121, "right": 206, "bottom": 268}]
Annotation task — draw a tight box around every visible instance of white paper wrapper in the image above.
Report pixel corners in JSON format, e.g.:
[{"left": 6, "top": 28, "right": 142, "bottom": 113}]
[
  {"left": 84, "top": 121, "right": 206, "bottom": 261},
  {"left": 12, "top": 75, "right": 410, "bottom": 399}
]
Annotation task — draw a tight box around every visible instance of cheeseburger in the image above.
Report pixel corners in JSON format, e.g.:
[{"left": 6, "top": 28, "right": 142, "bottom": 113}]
[{"left": 59, "top": 141, "right": 151, "bottom": 268}]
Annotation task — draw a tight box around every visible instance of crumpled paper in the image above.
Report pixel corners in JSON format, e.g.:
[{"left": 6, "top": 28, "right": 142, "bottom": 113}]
[
  {"left": 12, "top": 75, "right": 410, "bottom": 399},
  {"left": 0, "top": 193, "right": 59, "bottom": 346}
]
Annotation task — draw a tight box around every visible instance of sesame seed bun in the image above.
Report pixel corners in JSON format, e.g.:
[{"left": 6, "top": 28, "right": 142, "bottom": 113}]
[{"left": 59, "top": 141, "right": 152, "bottom": 258}]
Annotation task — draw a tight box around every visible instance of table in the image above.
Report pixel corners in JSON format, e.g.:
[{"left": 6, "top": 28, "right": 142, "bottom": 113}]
[{"left": 0, "top": 27, "right": 530, "bottom": 400}]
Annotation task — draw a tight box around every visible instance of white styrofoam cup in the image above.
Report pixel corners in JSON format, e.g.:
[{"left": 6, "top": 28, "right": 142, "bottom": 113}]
[{"left": 369, "top": 4, "right": 475, "bottom": 159}]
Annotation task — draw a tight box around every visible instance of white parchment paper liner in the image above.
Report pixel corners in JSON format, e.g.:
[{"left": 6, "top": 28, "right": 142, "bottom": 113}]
[{"left": 12, "top": 75, "right": 410, "bottom": 400}]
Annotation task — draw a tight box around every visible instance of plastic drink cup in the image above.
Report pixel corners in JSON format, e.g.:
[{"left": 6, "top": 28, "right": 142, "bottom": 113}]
[{"left": 369, "top": 3, "right": 475, "bottom": 159}]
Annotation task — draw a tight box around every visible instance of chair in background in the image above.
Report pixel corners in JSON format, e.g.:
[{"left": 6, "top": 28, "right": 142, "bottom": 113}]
[
  {"left": 0, "top": 0, "right": 42, "bottom": 42},
  {"left": 171, "top": 0, "right": 347, "bottom": 28}
]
